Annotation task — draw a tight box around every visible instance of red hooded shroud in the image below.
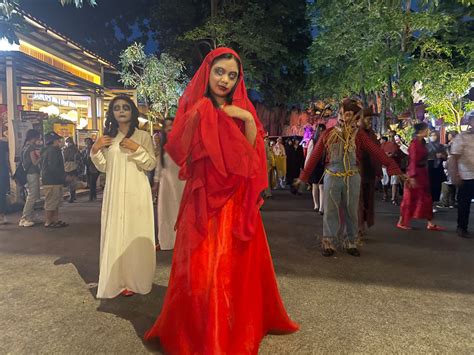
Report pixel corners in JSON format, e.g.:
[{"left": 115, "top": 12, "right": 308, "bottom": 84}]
[{"left": 165, "top": 47, "right": 268, "bottom": 249}]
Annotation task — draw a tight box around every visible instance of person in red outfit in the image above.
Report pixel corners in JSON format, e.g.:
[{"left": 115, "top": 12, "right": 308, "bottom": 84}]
[
  {"left": 144, "top": 47, "right": 298, "bottom": 354},
  {"left": 381, "top": 130, "right": 403, "bottom": 204},
  {"left": 398, "top": 122, "right": 445, "bottom": 231}
]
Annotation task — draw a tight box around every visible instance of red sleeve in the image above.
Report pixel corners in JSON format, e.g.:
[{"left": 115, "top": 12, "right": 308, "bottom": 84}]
[
  {"left": 299, "top": 131, "right": 326, "bottom": 182},
  {"left": 358, "top": 130, "right": 402, "bottom": 176},
  {"left": 407, "top": 140, "right": 418, "bottom": 178}
]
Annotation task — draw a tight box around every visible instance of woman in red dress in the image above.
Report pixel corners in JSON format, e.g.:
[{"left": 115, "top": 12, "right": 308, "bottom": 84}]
[
  {"left": 397, "top": 122, "right": 444, "bottom": 231},
  {"left": 144, "top": 47, "right": 298, "bottom": 354}
]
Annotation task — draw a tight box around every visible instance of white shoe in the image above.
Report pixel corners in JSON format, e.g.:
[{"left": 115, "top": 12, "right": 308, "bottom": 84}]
[
  {"left": 0, "top": 216, "right": 6, "bottom": 225},
  {"left": 21, "top": 220, "right": 35, "bottom": 227}
]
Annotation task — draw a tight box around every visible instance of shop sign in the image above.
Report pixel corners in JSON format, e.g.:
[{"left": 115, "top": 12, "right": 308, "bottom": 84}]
[
  {"left": 53, "top": 122, "right": 75, "bottom": 138},
  {"left": 33, "top": 93, "right": 77, "bottom": 108},
  {"left": 20, "top": 111, "right": 48, "bottom": 121}
]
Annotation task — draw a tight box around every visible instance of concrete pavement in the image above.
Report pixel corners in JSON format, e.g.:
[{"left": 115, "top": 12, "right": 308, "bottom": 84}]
[{"left": 0, "top": 190, "right": 473, "bottom": 354}]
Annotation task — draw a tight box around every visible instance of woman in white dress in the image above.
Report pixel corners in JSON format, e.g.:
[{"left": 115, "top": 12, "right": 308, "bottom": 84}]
[
  {"left": 91, "top": 95, "right": 156, "bottom": 298},
  {"left": 153, "top": 118, "right": 185, "bottom": 250}
]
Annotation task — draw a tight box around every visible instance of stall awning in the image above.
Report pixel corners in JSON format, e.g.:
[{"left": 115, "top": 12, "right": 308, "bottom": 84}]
[{"left": 0, "top": 51, "right": 104, "bottom": 96}]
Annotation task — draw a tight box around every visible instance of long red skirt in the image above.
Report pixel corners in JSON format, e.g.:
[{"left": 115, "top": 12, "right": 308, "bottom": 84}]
[
  {"left": 145, "top": 189, "right": 299, "bottom": 354},
  {"left": 400, "top": 182, "right": 433, "bottom": 224}
]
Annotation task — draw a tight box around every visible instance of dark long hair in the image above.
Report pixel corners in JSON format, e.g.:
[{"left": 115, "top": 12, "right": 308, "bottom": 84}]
[
  {"left": 104, "top": 95, "right": 140, "bottom": 138},
  {"left": 205, "top": 53, "right": 242, "bottom": 108},
  {"left": 160, "top": 118, "right": 174, "bottom": 168},
  {"left": 312, "top": 124, "right": 326, "bottom": 145},
  {"left": 23, "top": 129, "right": 40, "bottom": 147}
]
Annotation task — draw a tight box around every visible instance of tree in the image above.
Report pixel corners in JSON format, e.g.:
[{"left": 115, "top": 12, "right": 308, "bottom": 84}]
[
  {"left": 150, "top": 0, "right": 311, "bottom": 106},
  {"left": 307, "top": 0, "right": 473, "bottom": 131},
  {"left": 119, "top": 43, "right": 187, "bottom": 128}
]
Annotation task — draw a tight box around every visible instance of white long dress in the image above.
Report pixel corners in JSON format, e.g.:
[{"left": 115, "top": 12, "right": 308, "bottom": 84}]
[
  {"left": 91, "top": 129, "right": 157, "bottom": 299},
  {"left": 154, "top": 151, "right": 185, "bottom": 250}
]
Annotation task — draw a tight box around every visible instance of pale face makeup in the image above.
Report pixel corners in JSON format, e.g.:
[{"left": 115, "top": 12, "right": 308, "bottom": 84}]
[
  {"left": 113, "top": 99, "right": 132, "bottom": 123},
  {"left": 208, "top": 58, "right": 239, "bottom": 105}
]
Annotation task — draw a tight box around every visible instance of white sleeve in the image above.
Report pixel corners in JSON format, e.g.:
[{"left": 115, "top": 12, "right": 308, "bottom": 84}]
[
  {"left": 90, "top": 149, "right": 107, "bottom": 173},
  {"left": 128, "top": 133, "right": 157, "bottom": 171}
]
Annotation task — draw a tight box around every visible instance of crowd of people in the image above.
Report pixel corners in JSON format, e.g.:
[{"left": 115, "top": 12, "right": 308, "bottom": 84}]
[
  {"left": 0, "top": 46, "right": 473, "bottom": 354},
  {"left": 0, "top": 128, "right": 104, "bottom": 229}
]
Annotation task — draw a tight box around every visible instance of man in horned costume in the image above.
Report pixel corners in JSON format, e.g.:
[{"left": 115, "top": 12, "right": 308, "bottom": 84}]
[{"left": 295, "top": 99, "right": 404, "bottom": 257}]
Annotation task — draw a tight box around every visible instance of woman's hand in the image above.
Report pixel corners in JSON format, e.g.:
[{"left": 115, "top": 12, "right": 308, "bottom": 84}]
[
  {"left": 223, "top": 105, "right": 253, "bottom": 122},
  {"left": 293, "top": 178, "right": 303, "bottom": 190},
  {"left": 91, "top": 136, "right": 113, "bottom": 154},
  {"left": 407, "top": 177, "right": 417, "bottom": 188},
  {"left": 120, "top": 138, "right": 140, "bottom": 152}
]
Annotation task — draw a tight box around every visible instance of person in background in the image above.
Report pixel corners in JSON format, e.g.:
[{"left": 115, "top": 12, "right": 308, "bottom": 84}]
[
  {"left": 426, "top": 130, "right": 447, "bottom": 212},
  {"left": 0, "top": 134, "right": 11, "bottom": 225},
  {"left": 397, "top": 123, "right": 444, "bottom": 231},
  {"left": 287, "top": 137, "right": 305, "bottom": 195},
  {"left": 63, "top": 137, "right": 81, "bottom": 203},
  {"left": 357, "top": 108, "right": 382, "bottom": 241},
  {"left": 273, "top": 136, "right": 287, "bottom": 189},
  {"left": 153, "top": 117, "right": 185, "bottom": 250},
  {"left": 381, "top": 132, "right": 402, "bottom": 204},
  {"left": 306, "top": 124, "right": 326, "bottom": 213},
  {"left": 83, "top": 138, "right": 100, "bottom": 201},
  {"left": 41, "top": 132, "right": 67, "bottom": 228},
  {"left": 19, "top": 129, "right": 41, "bottom": 227},
  {"left": 450, "top": 112, "right": 474, "bottom": 238},
  {"left": 263, "top": 135, "right": 274, "bottom": 199},
  {"left": 437, "top": 131, "right": 458, "bottom": 209}
]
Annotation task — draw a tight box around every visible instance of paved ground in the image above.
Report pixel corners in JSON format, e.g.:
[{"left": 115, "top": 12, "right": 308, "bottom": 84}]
[{"left": 0, "top": 190, "right": 473, "bottom": 354}]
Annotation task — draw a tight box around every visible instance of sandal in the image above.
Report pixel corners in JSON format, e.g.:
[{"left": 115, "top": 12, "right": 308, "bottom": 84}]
[
  {"left": 396, "top": 223, "right": 412, "bottom": 230},
  {"left": 427, "top": 224, "right": 445, "bottom": 231},
  {"left": 55, "top": 221, "right": 69, "bottom": 227}
]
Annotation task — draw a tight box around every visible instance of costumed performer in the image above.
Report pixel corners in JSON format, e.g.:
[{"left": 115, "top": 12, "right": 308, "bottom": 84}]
[
  {"left": 144, "top": 47, "right": 299, "bottom": 354},
  {"left": 91, "top": 95, "right": 156, "bottom": 298}
]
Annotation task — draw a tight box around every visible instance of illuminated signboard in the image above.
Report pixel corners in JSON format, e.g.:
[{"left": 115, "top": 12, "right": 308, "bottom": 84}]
[{"left": 33, "top": 93, "right": 77, "bottom": 108}]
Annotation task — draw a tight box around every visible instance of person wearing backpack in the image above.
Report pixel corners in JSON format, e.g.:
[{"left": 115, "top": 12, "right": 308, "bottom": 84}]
[{"left": 19, "top": 129, "right": 41, "bottom": 227}]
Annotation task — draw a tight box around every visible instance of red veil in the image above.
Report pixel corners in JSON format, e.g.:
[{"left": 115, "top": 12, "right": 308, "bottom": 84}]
[{"left": 166, "top": 47, "right": 268, "bottom": 249}]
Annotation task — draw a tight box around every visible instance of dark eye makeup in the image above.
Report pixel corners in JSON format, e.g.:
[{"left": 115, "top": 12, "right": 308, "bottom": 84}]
[
  {"left": 214, "top": 67, "right": 238, "bottom": 80},
  {"left": 113, "top": 104, "right": 131, "bottom": 111}
]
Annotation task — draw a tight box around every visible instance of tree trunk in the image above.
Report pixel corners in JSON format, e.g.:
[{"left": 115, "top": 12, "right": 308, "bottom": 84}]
[
  {"left": 380, "top": 91, "right": 387, "bottom": 135},
  {"left": 360, "top": 88, "right": 368, "bottom": 107},
  {"left": 372, "top": 91, "right": 379, "bottom": 113}
]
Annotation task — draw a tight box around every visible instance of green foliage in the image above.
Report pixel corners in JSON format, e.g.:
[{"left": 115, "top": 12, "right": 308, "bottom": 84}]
[
  {"left": 307, "top": 0, "right": 473, "bottom": 131},
  {"left": 151, "top": 0, "right": 311, "bottom": 106},
  {"left": 0, "top": 0, "right": 25, "bottom": 44},
  {"left": 119, "top": 43, "right": 187, "bottom": 121}
]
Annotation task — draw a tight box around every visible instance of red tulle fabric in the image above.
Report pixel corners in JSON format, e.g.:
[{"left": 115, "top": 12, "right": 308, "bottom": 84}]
[
  {"left": 400, "top": 138, "right": 433, "bottom": 223},
  {"left": 145, "top": 48, "right": 298, "bottom": 354}
]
